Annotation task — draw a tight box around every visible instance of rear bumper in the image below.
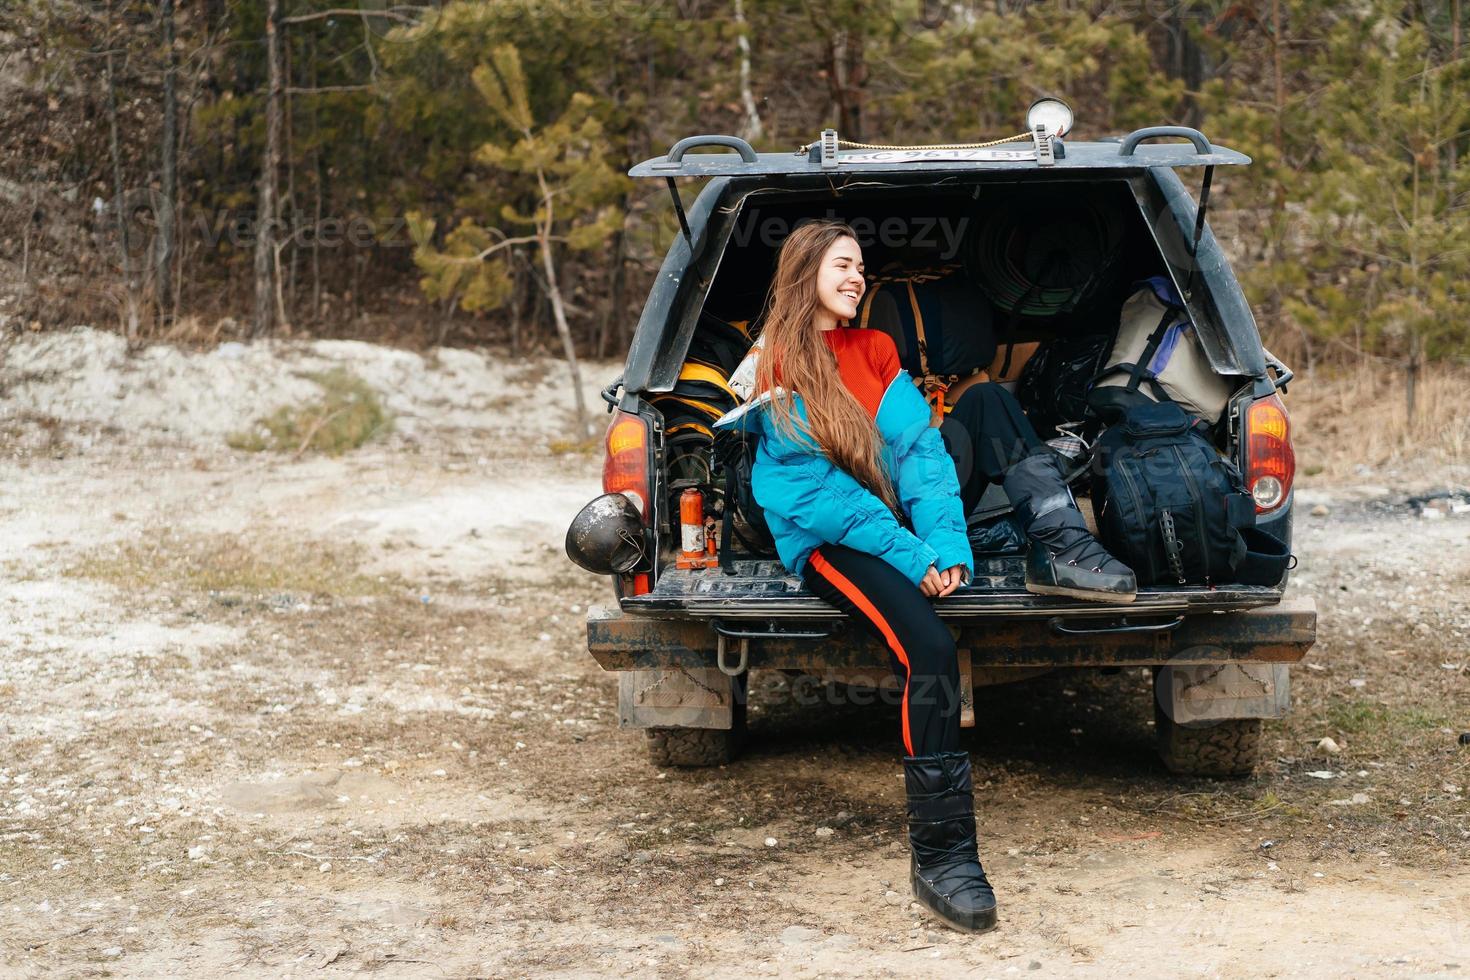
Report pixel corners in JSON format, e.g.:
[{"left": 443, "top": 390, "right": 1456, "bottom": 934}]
[{"left": 587, "top": 595, "right": 1317, "bottom": 671}]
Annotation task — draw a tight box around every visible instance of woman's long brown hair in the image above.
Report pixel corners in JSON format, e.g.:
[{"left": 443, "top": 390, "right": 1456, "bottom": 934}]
[{"left": 754, "top": 219, "right": 900, "bottom": 514}]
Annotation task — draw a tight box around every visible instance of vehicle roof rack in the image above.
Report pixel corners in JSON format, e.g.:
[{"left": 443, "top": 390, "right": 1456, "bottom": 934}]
[
  {"left": 632, "top": 125, "right": 1246, "bottom": 181},
  {"left": 634, "top": 126, "right": 1247, "bottom": 242}
]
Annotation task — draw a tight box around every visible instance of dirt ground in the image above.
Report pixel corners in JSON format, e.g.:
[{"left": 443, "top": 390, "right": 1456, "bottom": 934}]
[{"left": 1, "top": 331, "right": 1468, "bottom": 978}]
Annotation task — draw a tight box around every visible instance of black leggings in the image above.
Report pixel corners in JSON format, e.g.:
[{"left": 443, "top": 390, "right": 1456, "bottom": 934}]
[
  {"left": 798, "top": 383, "right": 1043, "bottom": 756},
  {"left": 940, "top": 381, "right": 1044, "bottom": 515},
  {"left": 801, "top": 543, "right": 962, "bottom": 757}
]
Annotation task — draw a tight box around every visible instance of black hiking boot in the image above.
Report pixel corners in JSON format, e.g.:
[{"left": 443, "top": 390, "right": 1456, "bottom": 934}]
[
  {"left": 1001, "top": 450, "right": 1137, "bottom": 602},
  {"left": 904, "top": 751, "right": 998, "bottom": 933}
]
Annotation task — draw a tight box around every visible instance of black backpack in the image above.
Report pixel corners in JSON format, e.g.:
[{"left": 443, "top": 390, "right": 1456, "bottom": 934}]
[
  {"left": 1090, "top": 400, "right": 1256, "bottom": 586},
  {"left": 856, "top": 265, "right": 996, "bottom": 389},
  {"left": 1016, "top": 331, "right": 1113, "bottom": 440},
  {"left": 712, "top": 429, "right": 776, "bottom": 572}
]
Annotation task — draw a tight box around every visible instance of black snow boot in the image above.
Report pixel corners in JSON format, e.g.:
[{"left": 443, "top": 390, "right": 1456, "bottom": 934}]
[
  {"left": 904, "top": 751, "right": 998, "bottom": 933},
  {"left": 1001, "top": 449, "right": 1137, "bottom": 602}
]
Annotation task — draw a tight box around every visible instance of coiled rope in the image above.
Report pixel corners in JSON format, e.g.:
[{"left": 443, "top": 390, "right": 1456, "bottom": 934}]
[{"left": 795, "top": 133, "right": 1032, "bottom": 154}]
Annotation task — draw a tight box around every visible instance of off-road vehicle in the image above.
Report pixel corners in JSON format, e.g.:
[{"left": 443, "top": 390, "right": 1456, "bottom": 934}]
[{"left": 572, "top": 107, "right": 1316, "bottom": 777}]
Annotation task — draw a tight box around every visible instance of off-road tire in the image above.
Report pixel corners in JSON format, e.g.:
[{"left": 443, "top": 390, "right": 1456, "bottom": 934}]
[
  {"left": 644, "top": 725, "right": 743, "bottom": 767},
  {"left": 1154, "top": 703, "right": 1262, "bottom": 778},
  {"left": 644, "top": 683, "right": 748, "bottom": 768}
]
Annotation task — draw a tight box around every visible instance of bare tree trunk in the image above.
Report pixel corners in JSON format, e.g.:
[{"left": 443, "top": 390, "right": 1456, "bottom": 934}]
[
  {"left": 510, "top": 251, "right": 526, "bottom": 355},
  {"left": 593, "top": 306, "right": 608, "bottom": 361},
  {"left": 847, "top": 32, "right": 866, "bottom": 141},
  {"left": 611, "top": 222, "right": 630, "bottom": 353},
  {"left": 1271, "top": 0, "right": 1285, "bottom": 217},
  {"left": 594, "top": 228, "right": 625, "bottom": 360},
  {"left": 312, "top": 152, "right": 324, "bottom": 320},
  {"left": 275, "top": 18, "right": 294, "bottom": 336},
  {"left": 537, "top": 270, "right": 554, "bottom": 351},
  {"left": 252, "top": 0, "right": 283, "bottom": 337},
  {"left": 1451, "top": 0, "right": 1461, "bottom": 170},
  {"left": 351, "top": 251, "right": 364, "bottom": 320},
  {"left": 1166, "top": 3, "right": 1207, "bottom": 128},
  {"left": 1266, "top": 0, "right": 1290, "bottom": 362},
  {"left": 827, "top": 32, "right": 847, "bottom": 136},
  {"left": 821, "top": 25, "right": 867, "bottom": 140},
  {"left": 1406, "top": 145, "right": 1423, "bottom": 423},
  {"left": 157, "top": 0, "right": 178, "bottom": 326},
  {"left": 283, "top": 25, "right": 297, "bottom": 321},
  {"left": 828, "top": 31, "right": 842, "bottom": 131},
  {"left": 105, "top": 49, "right": 140, "bottom": 340},
  {"left": 1406, "top": 330, "right": 1420, "bottom": 422},
  {"left": 535, "top": 177, "right": 590, "bottom": 437},
  {"left": 274, "top": 239, "right": 290, "bottom": 331},
  {"left": 309, "top": 31, "right": 324, "bottom": 320},
  {"left": 171, "top": 14, "right": 222, "bottom": 320},
  {"left": 435, "top": 291, "right": 459, "bottom": 345},
  {"left": 734, "top": 0, "right": 764, "bottom": 142}
]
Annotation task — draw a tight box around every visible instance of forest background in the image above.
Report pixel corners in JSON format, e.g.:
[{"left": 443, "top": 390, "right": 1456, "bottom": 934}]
[{"left": 2, "top": 0, "right": 1467, "bottom": 435}]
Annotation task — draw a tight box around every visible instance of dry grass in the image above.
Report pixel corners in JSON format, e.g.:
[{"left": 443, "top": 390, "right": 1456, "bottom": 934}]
[
  {"left": 227, "top": 367, "right": 392, "bottom": 457},
  {"left": 1287, "top": 363, "right": 1470, "bottom": 481},
  {"left": 68, "top": 531, "right": 394, "bottom": 597},
  {"left": 547, "top": 436, "right": 601, "bottom": 455}
]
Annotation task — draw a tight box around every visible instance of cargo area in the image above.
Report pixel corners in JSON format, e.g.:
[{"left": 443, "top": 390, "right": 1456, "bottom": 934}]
[{"left": 632, "top": 175, "right": 1279, "bottom": 617}]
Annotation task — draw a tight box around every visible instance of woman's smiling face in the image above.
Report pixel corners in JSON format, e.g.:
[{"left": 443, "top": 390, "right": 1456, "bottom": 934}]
[{"left": 814, "top": 235, "right": 866, "bottom": 328}]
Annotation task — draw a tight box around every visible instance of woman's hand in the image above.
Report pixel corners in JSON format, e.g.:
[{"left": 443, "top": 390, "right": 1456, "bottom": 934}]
[
  {"left": 936, "top": 564, "right": 967, "bottom": 597},
  {"left": 919, "top": 564, "right": 944, "bottom": 597}
]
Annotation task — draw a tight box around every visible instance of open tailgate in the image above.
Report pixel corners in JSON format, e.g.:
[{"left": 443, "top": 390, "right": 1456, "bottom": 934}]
[{"left": 620, "top": 557, "right": 1289, "bottom": 621}]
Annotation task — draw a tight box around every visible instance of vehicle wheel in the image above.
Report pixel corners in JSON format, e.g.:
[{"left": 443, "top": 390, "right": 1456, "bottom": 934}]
[
  {"left": 1153, "top": 703, "right": 1262, "bottom": 778},
  {"left": 645, "top": 726, "right": 742, "bottom": 767},
  {"left": 645, "top": 685, "right": 747, "bottom": 768}
]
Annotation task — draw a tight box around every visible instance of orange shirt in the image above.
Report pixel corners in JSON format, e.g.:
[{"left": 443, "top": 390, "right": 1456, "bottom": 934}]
[
  {"left": 822, "top": 327, "right": 902, "bottom": 418},
  {"left": 761, "top": 328, "right": 902, "bottom": 420}
]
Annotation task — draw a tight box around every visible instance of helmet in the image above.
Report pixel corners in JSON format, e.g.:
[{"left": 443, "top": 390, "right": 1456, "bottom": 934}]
[{"left": 565, "top": 492, "right": 646, "bottom": 575}]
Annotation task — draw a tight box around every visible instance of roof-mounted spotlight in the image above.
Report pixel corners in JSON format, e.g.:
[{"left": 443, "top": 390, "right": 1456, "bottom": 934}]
[{"left": 1027, "top": 98, "right": 1074, "bottom": 139}]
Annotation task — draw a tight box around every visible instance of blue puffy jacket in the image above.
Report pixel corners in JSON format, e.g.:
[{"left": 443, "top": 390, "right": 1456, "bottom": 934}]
[{"left": 712, "top": 371, "right": 974, "bottom": 587}]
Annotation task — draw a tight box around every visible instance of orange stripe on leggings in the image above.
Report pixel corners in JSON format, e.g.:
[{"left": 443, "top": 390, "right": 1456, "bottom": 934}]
[{"left": 807, "top": 550, "right": 915, "bottom": 755}]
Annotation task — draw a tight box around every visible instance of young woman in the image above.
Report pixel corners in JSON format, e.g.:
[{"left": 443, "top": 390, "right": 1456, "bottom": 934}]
[{"left": 713, "top": 219, "right": 1132, "bottom": 933}]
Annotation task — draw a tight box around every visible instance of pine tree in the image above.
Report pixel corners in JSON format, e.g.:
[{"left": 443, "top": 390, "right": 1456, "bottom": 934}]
[
  {"left": 409, "top": 44, "right": 629, "bottom": 437},
  {"left": 1284, "top": 5, "right": 1470, "bottom": 415}
]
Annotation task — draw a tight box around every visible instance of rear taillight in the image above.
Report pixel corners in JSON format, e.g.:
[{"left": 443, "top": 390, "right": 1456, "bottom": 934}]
[
  {"left": 603, "top": 410, "right": 653, "bottom": 595},
  {"left": 1244, "top": 394, "right": 1295, "bottom": 513},
  {"left": 603, "top": 410, "right": 651, "bottom": 519}
]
